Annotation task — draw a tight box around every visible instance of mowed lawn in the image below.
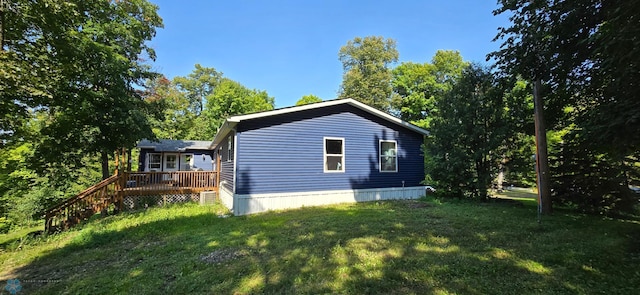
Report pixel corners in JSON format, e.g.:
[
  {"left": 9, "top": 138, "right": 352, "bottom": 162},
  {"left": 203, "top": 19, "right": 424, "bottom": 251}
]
[{"left": 1, "top": 196, "right": 639, "bottom": 294}]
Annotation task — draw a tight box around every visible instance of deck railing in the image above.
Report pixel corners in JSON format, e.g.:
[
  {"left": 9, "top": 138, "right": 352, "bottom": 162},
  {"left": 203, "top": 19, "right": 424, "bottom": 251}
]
[
  {"left": 44, "top": 171, "right": 218, "bottom": 232},
  {"left": 122, "top": 171, "right": 218, "bottom": 195}
]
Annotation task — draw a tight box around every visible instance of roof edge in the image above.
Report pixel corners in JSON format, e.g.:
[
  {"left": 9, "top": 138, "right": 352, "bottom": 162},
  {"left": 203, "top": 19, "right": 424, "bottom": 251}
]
[{"left": 211, "top": 98, "right": 429, "bottom": 147}]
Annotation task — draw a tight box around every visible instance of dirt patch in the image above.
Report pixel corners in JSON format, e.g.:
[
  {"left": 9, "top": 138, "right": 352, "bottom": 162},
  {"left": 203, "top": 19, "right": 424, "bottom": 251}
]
[{"left": 200, "top": 248, "right": 247, "bottom": 264}]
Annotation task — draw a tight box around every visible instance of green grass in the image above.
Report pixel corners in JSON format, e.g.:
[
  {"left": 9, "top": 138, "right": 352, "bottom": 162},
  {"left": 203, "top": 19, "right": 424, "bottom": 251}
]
[{"left": 1, "top": 199, "right": 639, "bottom": 294}]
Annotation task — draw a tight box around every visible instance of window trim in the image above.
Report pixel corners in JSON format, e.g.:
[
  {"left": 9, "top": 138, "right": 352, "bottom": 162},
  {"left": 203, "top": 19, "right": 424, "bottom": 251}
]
[
  {"left": 379, "top": 140, "right": 398, "bottom": 173},
  {"left": 164, "top": 153, "right": 178, "bottom": 170},
  {"left": 324, "top": 137, "right": 345, "bottom": 173},
  {"left": 148, "top": 153, "right": 161, "bottom": 171},
  {"left": 227, "top": 135, "right": 233, "bottom": 162}
]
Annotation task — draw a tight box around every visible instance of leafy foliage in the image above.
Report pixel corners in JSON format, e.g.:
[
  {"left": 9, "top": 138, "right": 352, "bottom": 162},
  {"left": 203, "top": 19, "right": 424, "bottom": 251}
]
[
  {"left": 492, "top": 0, "right": 640, "bottom": 214},
  {"left": 391, "top": 50, "right": 467, "bottom": 128},
  {"left": 1, "top": 0, "right": 163, "bottom": 177},
  {"left": 198, "top": 78, "right": 275, "bottom": 139},
  {"left": 426, "top": 64, "right": 509, "bottom": 200},
  {"left": 144, "top": 76, "right": 195, "bottom": 140},
  {"left": 173, "top": 64, "right": 222, "bottom": 116},
  {"left": 295, "top": 94, "right": 322, "bottom": 106},
  {"left": 338, "top": 36, "right": 398, "bottom": 111}
]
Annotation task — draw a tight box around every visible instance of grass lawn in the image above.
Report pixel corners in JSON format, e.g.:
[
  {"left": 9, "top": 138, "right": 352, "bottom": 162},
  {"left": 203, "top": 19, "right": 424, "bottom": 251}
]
[{"left": 1, "top": 198, "right": 639, "bottom": 294}]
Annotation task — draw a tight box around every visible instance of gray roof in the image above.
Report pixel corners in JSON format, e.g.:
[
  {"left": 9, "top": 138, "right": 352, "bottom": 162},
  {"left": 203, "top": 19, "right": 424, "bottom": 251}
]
[{"left": 137, "top": 139, "right": 212, "bottom": 152}]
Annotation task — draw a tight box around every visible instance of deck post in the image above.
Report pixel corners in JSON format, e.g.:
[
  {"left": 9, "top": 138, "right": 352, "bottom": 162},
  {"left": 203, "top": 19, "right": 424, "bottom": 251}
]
[{"left": 216, "top": 153, "right": 221, "bottom": 191}]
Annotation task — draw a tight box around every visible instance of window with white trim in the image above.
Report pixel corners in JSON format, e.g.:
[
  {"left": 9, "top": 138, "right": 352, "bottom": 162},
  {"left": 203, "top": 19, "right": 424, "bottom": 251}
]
[
  {"left": 148, "top": 153, "right": 161, "bottom": 170},
  {"left": 380, "top": 140, "right": 397, "bottom": 172},
  {"left": 227, "top": 135, "right": 234, "bottom": 162},
  {"left": 165, "top": 154, "right": 177, "bottom": 169},
  {"left": 324, "top": 137, "right": 344, "bottom": 172}
]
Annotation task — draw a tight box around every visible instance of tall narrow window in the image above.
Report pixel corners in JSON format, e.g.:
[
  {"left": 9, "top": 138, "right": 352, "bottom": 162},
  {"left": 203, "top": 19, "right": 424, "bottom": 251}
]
[
  {"left": 227, "top": 135, "right": 233, "bottom": 162},
  {"left": 324, "top": 137, "right": 344, "bottom": 172},
  {"left": 380, "top": 140, "right": 397, "bottom": 172},
  {"left": 148, "top": 153, "right": 161, "bottom": 170}
]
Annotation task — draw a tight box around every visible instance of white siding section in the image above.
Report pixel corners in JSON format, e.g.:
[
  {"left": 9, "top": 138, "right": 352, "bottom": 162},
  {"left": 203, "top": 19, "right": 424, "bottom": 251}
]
[
  {"left": 219, "top": 186, "right": 234, "bottom": 210},
  {"left": 228, "top": 186, "right": 427, "bottom": 215}
]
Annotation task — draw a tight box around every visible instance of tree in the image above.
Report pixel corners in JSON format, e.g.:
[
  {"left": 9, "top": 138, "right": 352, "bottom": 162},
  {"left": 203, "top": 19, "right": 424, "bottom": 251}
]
[
  {"left": 426, "top": 64, "right": 508, "bottom": 200},
  {"left": 338, "top": 36, "right": 398, "bottom": 111},
  {"left": 0, "top": 0, "right": 164, "bottom": 179},
  {"left": 198, "top": 78, "right": 275, "bottom": 140},
  {"left": 173, "top": 64, "right": 222, "bottom": 116},
  {"left": 145, "top": 76, "right": 195, "bottom": 140},
  {"left": 391, "top": 50, "right": 467, "bottom": 128},
  {"left": 501, "top": 79, "right": 536, "bottom": 187},
  {"left": 296, "top": 94, "right": 322, "bottom": 106},
  {"left": 491, "top": 0, "right": 640, "bottom": 215},
  {"left": 490, "top": 0, "right": 562, "bottom": 214}
]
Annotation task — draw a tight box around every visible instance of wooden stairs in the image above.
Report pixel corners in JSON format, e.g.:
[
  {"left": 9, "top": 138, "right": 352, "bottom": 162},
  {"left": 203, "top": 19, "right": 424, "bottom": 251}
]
[{"left": 44, "top": 171, "right": 218, "bottom": 233}]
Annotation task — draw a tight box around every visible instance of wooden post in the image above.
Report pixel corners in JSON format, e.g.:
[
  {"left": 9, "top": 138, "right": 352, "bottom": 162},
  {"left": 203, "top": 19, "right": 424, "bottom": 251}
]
[
  {"left": 533, "top": 79, "right": 552, "bottom": 214},
  {"left": 216, "top": 152, "right": 221, "bottom": 190},
  {"left": 126, "top": 148, "right": 132, "bottom": 172},
  {"left": 114, "top": 150, "right": 120, "bottom": 176}
]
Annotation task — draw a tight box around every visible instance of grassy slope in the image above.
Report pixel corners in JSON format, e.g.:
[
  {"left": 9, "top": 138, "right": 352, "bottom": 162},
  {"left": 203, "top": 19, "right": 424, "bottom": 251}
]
[{"left": 0, "top": 199, "right": 639, "bottom": 295}]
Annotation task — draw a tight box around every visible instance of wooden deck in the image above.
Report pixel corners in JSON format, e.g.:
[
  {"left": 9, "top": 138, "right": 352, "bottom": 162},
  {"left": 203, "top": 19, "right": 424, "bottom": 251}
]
[
  {"left": 123, "top": 171, "right": 217, "bottom": 195},
  {"left": 44, "top": 171, "right": 219, "bottom": 232}
]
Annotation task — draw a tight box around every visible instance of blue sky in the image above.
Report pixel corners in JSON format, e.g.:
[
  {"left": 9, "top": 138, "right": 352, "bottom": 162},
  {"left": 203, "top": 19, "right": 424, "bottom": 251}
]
[{"left": 148, "top": 1, "right": 510, "bottom": 108}]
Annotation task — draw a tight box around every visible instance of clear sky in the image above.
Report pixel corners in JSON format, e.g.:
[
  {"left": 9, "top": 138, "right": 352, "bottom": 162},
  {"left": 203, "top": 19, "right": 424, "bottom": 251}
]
[{"left": 148, "top": 0, "right": 510, "bottom": 108}]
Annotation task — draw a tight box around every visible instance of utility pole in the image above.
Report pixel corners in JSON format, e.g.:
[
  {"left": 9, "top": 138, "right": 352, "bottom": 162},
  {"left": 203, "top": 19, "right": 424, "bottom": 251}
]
[{"left": 533, "top": 79, "right": 552, "bottom": 214}]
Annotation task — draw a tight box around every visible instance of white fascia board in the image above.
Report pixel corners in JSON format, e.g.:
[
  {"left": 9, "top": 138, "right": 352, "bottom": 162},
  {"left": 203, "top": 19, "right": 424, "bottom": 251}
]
[{"left": 211, "top": 121, "right": 238, "bottom": 147}]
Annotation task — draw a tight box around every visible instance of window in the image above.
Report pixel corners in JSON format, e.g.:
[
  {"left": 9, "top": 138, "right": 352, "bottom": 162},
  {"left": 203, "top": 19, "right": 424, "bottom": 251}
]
[
  {"left": 324, "top": 137, "right": 344, "bottom": 172},
  {"left": 380, "top": 140, "right": 397, "bottom": 172},
  {"left": 165, "top": 154, "right": 177, "bottom": 169},
  {"left": 181, "top": 154, "right": 193, "bottom": 170},
  {"left": 148, "top": 153, "right": 161, "bottom": 170},
  {"left": 227, "top": 135, "right": 234, "bottom": 162}
]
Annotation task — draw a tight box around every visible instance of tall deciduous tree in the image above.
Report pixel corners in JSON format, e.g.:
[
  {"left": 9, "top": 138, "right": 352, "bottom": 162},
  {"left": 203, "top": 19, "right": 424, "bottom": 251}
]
[
  {"left": 338, "top": 36, "right": 398, "bottom": 111},
  {"left": 173, "top": 64, "right": 222, "bottom": 116},
  {"left": 145, "top": 76, "right": 194, "bottom": 140},
  {"left": 491, "top": 0, "right": 640, "bottom": 215},
  {"left": 426, "top": 64, "right": 508, "bottom": 200},
  {"left": 391, "top": 50, "right": 467, "bottom": 128},
  {"left": 0, "top": 0, "right": 163, "bottom": 179},
  {"left": 198, "top": 78, "right": 275, "bottom": 140}
]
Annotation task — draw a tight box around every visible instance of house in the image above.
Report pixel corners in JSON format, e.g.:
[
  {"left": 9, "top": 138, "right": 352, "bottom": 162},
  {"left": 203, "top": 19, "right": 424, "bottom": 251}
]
[
  {"left": 137, "top": 139, "right": 214, "bottom": 172},
  {"left": 211, "top": 98, "right": 429, "bottom": 215}
]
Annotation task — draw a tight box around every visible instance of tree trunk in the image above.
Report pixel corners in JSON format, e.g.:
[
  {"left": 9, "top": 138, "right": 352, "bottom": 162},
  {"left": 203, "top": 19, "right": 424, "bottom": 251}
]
[
  {"left": 0, "top": 1, "right": 5, "bottom": 51},
  {"left": 101, "top": 151, "right": 110, "bottom": 180},
  {"left": 533, "top": 79, "right": 552, "bottom": 214}
]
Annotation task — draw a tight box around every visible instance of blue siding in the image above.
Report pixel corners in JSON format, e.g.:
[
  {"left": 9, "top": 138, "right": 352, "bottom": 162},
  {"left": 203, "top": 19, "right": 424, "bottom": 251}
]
[
  {"left": 217, "top": 132, "right": 235, "bottom": 192},
  {"left": 235, "top": 104, "right": 425, "bottom": 195}
]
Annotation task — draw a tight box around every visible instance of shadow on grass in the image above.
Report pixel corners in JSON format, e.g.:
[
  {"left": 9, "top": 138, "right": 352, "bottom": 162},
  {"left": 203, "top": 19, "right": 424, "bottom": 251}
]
[{"left": 3, "top": 200, "right": 640, "bottom": 294}]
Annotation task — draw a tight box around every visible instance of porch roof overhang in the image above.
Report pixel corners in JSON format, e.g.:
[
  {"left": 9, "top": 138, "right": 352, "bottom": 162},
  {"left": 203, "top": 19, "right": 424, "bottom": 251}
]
[{"left": 137, "top": 139, "right": 214, "bottom": 152}]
